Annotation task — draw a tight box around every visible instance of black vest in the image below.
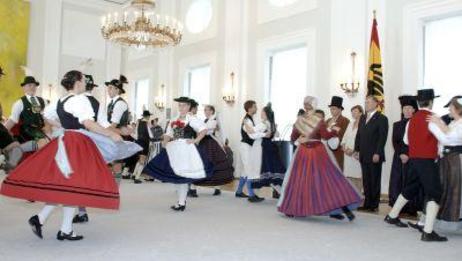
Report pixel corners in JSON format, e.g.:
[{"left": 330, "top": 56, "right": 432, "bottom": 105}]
[
  {"left": 137, "top": 120, "right": 150, "bottom": 142},
  {"left": 86, "top": 95, "right": 100, "bottom": 122},
  {"left": 172, "top": 123, "right": 197, "bottom": 140},
  {"left": 57, "top": 96, "right": 85, "bottom": 130},
  {"left": 19, "top": 96, "right": 45, "bottom": 140},
  {"left": 107, "top": 97, "right": 129, "bottom": 128},
  {"left": 241, "top": 114, "right": 255, "bottom": 146}
]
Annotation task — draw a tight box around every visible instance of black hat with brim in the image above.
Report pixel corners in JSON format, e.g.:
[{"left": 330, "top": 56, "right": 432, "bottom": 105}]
[
  {"left": 105, "top": 79, "right": 125, "bottom": 94},
  {"left": 444, "top": 95, "right": 462, "bottom": 108},
  {"left": 85, "top": 75, "right": 98, "bottom": 89},
  {"left": 174, "top": 97, "right": 192, "bottom": 104},
  {"left": 189, "top": 99, "right": 199, "bottom": 108},
  {"left": 142, "top": 110, "right": 153, "bottom": 117},
  {"left": 399, "top": 95, "right": 418, "bottom": 110},
  {"left": 416, "top": 89, "right": 440, "bottom": 101},
  {"left": 20, "top": 76, "right": 40, "bottom": 87},
  {"left": 328, "top": 96, "right": 344, "bottom": 110}
]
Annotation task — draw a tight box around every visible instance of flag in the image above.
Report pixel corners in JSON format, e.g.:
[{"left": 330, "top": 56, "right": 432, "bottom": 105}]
[{"left": 367, "top": 11, "right": 384, "bottom": 112}]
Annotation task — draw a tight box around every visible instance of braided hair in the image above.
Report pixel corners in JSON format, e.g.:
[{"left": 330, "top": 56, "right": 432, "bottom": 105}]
[{"left": 263, "top": 103, "right": 276, "bottom": 135}]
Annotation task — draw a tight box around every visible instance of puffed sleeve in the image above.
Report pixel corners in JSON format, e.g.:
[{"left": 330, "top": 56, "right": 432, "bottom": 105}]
[
  {"left": 43, "top": 100, "right": 59, "bottom": 122},
  {"left": 64, "top": 95, "right": 95, "bottom": 124},
  {"left": 205, "top": 119, "right": 218, "bottom": 135},
  {"left": 189, "top": 115, "right": 206, "bottom": 133},
  {"left": 430, "top": 121, "right": 462, "bottom": 146},
  {"left": 8, "top": 100, "right": 24, "bottom": 123}
]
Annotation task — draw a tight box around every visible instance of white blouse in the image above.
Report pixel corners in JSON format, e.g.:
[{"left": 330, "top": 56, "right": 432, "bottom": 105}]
[
  {"left": 205, "top": 118, "right": 218, "bottom": 135},
  {"left": 242, "top": 118, "right": 267, "bottom": 140},
  {"left": 430, "top": 118, "right": 462, "bottom": 147},
  {"left": 165, "top": 113, "right": 206, "bottom": 138},
  {"left": 44, "top": 94, "right": 95, "bottom": 125}
]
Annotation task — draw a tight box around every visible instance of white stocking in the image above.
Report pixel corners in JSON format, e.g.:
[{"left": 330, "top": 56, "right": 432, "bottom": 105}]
[
  {"left": 424, "top": 201, "right": 439, "bottom": 234},
  {"left": 388, "top": 195, "right": 408, "bottom": 218},
  {"left": 61, "top": 206, "right": 76, "bottom": 234}
]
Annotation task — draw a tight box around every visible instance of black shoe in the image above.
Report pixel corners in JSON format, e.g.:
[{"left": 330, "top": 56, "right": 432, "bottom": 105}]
[
  {"left": 57, "top": 231, "right": 84, "bottom": 241},
  {"left": 131, "top": 175, "right": 136, "bottom": 180},
  {"left": 357, "top": 206, "right": 369, "bottom": 212},
  {"left": 408, "top": 222, "right": 424, "bottom": 232},
  {"left": 134, "top": 179, "right": 142, "bottom": 184},
  {"left": 235, "top": 192, "right": 248, "bottom": 198},
  {"left": 170, "top": 204, "right": 186, "bottom": 211},
  {"left": 122, "top": 175, "right": 131, "bottom": 180},
  {"left": 248, "top": 195, "right": 265, "bottom": 203},
  {"left": 187, "top": 189, "right": 198, "bottom": 198},
  {"left": 144, "top": 178, "right": 155, "bottom": 182},
  {"left": 285, "top": 214, "right": 295, "bottom": 218},
  {"left": 213, "top": 189, "right": 221, "bottom": 196},
  {"left": 272, "top": 190, "right": 280, "bottom": 199},
  {"left": 28, "top": 215, "right": 43, "bottom": 239},
  {"left": 329, "top": 214, "right": 345, "bottom": 220},
  {"left": 421, "top": 231, "right": 448, "bottom": 242},
  {"left": 384, "top": 215, "right": 408, "bottom": 228},
  {"left": 72, "top": 214, "right": 89, "bottom": 224},
  {"left": 342, "top": 207, "right": 356, "bottom": 222}
]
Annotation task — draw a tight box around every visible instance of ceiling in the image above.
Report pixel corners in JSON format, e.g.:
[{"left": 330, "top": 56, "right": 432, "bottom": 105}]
[{"left": 102, "top": 0, "right": 131, "bottom": 5}]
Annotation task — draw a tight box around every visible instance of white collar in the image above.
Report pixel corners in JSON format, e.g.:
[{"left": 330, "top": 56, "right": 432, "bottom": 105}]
[
  {"left": 368, "top": 110, "right": 377, "bottom": 117},
  {"left": 112, "top": 95, "right": 120, "bottom": 102}
]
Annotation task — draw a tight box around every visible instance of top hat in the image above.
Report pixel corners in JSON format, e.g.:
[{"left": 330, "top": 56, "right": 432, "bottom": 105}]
[
  {"left": 416, "top": 89, "right": 440, "bottom": 101},
  {"left": 20, "top": 76, "right": 40, "bottom": 87},
  {"left": 328, "top": 96, "right": 344, "bottom": 110},
  {"left": 142, "top": 110, "right": 153, "bottom": 117},
  {"left": 85, "top": 75, "right": 98, "bottom": 89},
  {"left": 174, "top": 96, "right": 192, "bottom": 104},
  {"left": 398, "top": 95, "right": 418, "bottom": 111}
]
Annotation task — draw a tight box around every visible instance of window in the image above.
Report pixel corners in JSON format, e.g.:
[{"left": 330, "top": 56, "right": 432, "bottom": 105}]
[
  {"left": 185, "top": 0, "right": 213, "bottom": 34},
  {"left": 424, "top": 15, "right": 462, "bottom": 115},
  {"left": 185, "top": 65, "right": 211, "bottom": 117},
  {"left": 133, "top": 79, "right": 150, "bottom": 120},
  {"left": 267, "top": 45, "right": 307, "bottom": 139}
]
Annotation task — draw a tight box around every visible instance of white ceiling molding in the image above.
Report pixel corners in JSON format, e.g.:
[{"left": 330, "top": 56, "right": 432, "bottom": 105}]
[{"left": 257, "top": 0, "right": 317, "bottom": 24}]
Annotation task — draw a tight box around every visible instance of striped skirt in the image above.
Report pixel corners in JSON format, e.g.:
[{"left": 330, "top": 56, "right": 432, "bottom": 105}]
[{"left": 278, "top": 142, "right": 362, "bottom": 217}]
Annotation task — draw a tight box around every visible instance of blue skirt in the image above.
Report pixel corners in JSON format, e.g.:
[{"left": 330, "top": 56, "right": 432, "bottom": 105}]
[
  {"left": 143, "top": 146, "right": 214, "bottom": 184},
  {"left": 252, "top": 138, "right": 286, "bottom": 189}
]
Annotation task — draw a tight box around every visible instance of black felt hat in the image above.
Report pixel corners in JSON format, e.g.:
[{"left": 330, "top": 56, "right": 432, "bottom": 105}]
[
  {"left": 85, "top": 75, "right": 98, "bottom": 89},
  {"left": 328, "top": 96, "right": 344, "bottom": 110},
  {"left": 105, "top": 79, "right": 126, "bottom": 94},
  {"left": 189, "top": 99, "right": 199, "bottom": 109},
  {"left": 398, "top": 95, "right": 418, "bottom": 111},
  {"left": 142, "top": 110, "right": 153, "bottom": 117},
  {"left": 416, "top": 89, "right": 440, "bottom": 101},
  {"left": 20, "top": 76, "right": 40, "bottom": 87},
  {"left": 174, "top": 96, "right": 192, "bottom": 103}
]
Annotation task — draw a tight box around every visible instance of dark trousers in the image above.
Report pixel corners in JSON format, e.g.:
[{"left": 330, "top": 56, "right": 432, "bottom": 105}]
[
  {"left": 402, "top": 159, "right": 442, "bottom": 203},
  {"left": 360, "top": 162, "right": 382, "bottom": 209}
]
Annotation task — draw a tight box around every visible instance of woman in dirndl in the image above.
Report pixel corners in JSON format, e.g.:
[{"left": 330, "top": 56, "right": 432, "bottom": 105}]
[
  {"left": 0, "top": 70, "right": 141, "bottom": 241},
  {"left": 428, "top": 96, "right": 462, "bottom": 231},
  {"left": 278, "top": 96, "right": 361, "bottom": 221},
  {"left": 194, "top": 105, "right": 234, "bottom": 195},
  {"left": 143, "top": 97, "right": 213, "bottom": 211}
]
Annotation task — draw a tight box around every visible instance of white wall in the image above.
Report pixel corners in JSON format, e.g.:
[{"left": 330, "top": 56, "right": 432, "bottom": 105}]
[{"left": 27, "top": 0, "right": 462, "bottom": 194}]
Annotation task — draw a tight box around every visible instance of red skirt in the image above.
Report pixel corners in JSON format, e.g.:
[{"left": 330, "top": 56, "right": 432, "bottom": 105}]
[{"left": 1, "top": 131, "right": 119, "bottom": 210}]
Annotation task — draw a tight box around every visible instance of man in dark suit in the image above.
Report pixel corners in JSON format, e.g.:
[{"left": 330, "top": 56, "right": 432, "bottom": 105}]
[{"left": 354, "top": 95, "right": 389, "bottom": 212}]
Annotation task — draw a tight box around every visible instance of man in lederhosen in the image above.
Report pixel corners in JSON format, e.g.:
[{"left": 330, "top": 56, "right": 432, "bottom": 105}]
[
  {"left": 4, "top": 76, "right": 48, "bottom": 144},
  {"left": 105, "top": 75, "right": 135, "bottom": 181}
]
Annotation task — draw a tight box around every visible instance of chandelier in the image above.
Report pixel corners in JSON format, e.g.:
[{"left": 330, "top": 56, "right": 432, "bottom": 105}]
[{"left": 101, "top": 0, "right": 183, "bottom": 48}]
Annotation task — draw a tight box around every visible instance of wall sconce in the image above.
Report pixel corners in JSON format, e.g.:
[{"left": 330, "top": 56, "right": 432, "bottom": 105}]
[
  {"left": 340, "top": 52, "right": 360, "bottom": 97},
  {"left": 154, "top": 84, "right": 166, "bottom": 111},
  {"left": 223, "top": 72, "right": 236, "bottom": 104}
]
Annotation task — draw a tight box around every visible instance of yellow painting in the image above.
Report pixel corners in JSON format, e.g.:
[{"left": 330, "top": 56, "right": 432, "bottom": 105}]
[{"left": 0, "top": 0, "right": 29, "bottom": 116}]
